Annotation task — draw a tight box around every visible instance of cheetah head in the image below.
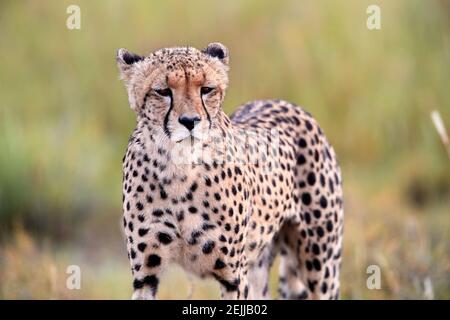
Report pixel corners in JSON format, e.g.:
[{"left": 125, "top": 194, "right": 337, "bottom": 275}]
[{"left": 117, "top": 43, "right": 229, "bottom": 145}]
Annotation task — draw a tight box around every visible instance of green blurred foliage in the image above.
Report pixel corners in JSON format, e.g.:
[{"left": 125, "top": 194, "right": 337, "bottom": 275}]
[{"left": 0, "top": 0, "right": 449, "bottom": 299}]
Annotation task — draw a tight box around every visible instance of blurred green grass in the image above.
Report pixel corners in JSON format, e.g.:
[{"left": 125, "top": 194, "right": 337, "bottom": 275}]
[{"left": 0, "top": 0, "right": 449, "bottom": 299}]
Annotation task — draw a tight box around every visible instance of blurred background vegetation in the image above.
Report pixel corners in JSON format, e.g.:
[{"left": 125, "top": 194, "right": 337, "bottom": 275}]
[{"left": 0, "top": 0, "right": 449, "bottom": 299}]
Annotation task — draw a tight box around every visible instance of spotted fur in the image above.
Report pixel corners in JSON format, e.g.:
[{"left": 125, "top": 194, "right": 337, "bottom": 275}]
[{"left": 117, "top": 43, "right": 344, "bottom": 300}]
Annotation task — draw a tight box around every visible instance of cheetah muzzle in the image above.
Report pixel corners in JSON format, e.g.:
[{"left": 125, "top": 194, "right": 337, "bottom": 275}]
[{"left": 118, "top": 42, "right": 344, "bottom": 300}]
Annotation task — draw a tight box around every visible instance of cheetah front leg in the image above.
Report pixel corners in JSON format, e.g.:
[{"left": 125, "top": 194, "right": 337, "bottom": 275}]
[
  {"left": 125, "top": 220, "right": 180, "bottom": 300},
  {"left": 213, "top": 252, "right": 250, "bottom": 300},
  {"left": 247, "top": 244, "right": 277, "bottom": 299}
]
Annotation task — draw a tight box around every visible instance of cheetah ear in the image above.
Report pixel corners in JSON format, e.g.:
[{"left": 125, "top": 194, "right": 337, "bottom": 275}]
[
  {"left": 116, "top": 48, "right": 144, "bottom": 80},
  {"left": 202, "top": 42, "right": 229, "bottom": 65}
]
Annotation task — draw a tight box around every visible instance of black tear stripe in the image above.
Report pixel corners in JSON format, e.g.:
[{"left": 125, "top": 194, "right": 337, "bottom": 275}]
[
  {"left": 201, "top": 96, "right": 212, "bottom": 130},
  {"left": 140, "top": 91, "right": 151, "bottom": 110},
  {"left": 163, "top": 92, "right": 173, "bottom": 138}
]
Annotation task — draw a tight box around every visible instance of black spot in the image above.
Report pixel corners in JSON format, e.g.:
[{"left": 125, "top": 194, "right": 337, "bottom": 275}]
[
  {"left": 160, "top": 188, "right": 168, "bottom": 200},
  {"left": 312, "top": 243, "right": 320, "bottom": 255},
  {"left": 136, "top": 202, "right": 144, "bottom": 211},
  {"left": 188, "top": 206, "right": 198, "bottom": 214},
  {"left": 321, "top": 282, "right": 328, "bottom": 294},
  {"left": 301, "top": 193, "right": 312, "bottom": 206},
  {"left": 320, "top": 196, "right": 328, "bottom": 209},
  {"left": 214, "top": 259, "right": 226, "bottom": 270},
  {"left": 202, "top": 240, "right": 215, "bottom": 254},
  {"left": 152, "top": 209, "right": 164, "bottom": 217},
  {"left": 313, "top": 209, "right": 322, "bottom": 219},
  {"left": 326, "top": 220, "right": 334, "bottom": 232},
  {"left": 157, "top": 232, "right": 172, "bottom": 245},
  {"left": 297, "top": 154, "right": 306, "bottom": 165},
  {"left": 299, "top": 138, "right": 307, "bottom": 148},
  {"left": 304, "top": 212, "right": 311, "bottom": 224},
  {"left": 329, "top": 178, "right": 335, "bottom": 193},
  {"left": 190, "top": 182, "right": 198, "bottom": 192},
  {"left": 317, "top": 226, "right": 324, "bottom": 238},
  {"left": 313, "top": 258, "right": 322, "bottom": 271},
  {"left": 320, "top": 174, "right": 326, "bottom": 187},
  {"left": 188, "top": 230, "right": 203, "bottom": 245},
  {"left": 244, "top": 285, "right": 249, "bottom": 299},
  {"left": 138, "top": 228, "right": 149, "bottom": 237},
  {"left": 202, "top": 223, "right": 216, "bottom": 231},
  {"left": 143, "top": 275, "right": 159, "bottom": 294},
  {"left": 133, "top": 278, "right": 144, "bottom": 289},
  {"left": 308, "top": 280, "right": 317, "bottom": 292},
  {"left": 307, "top": 172, "right": 316, "bottom": 186},
  {"left": 137, "top": 242, "right": 147, "bottom": 252},
  {"left": 214, "top": 193, "right": 221, "bottom": 201},
  {"left": 147, "top": 254, "right": 161, "bottom": 268}
]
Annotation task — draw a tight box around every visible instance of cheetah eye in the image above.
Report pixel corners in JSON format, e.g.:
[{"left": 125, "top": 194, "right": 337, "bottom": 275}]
[
  {"left": 154, "top": 88, "right": 172, "bottom": 97},
  {"left": 200, "top": 87, "right": 215, "bottom": 95}
]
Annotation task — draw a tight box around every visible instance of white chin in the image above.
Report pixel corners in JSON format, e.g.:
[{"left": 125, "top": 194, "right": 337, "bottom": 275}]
[{"left": 191, "top": 128, "right": 208, "bottom": 142}]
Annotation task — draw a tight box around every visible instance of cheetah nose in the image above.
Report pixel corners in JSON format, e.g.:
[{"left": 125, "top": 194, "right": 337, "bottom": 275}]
[{"left": 178, "top": 115, "right": 200, "bottom": 131}]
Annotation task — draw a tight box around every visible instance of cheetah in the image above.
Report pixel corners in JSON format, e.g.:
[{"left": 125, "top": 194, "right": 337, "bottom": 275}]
[{"left": 117, "top": 43, "right": 344, "bottom": 300}]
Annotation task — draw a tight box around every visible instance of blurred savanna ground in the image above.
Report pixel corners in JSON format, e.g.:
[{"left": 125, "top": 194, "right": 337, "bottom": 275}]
[{"left": 0, "top": 0, "right": 449, "bottom": 299}]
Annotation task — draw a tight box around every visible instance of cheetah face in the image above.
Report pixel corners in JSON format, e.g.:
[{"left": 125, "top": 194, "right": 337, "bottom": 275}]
[{"left": 117, "top": 43, "right": 229, "bottom": 146}]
